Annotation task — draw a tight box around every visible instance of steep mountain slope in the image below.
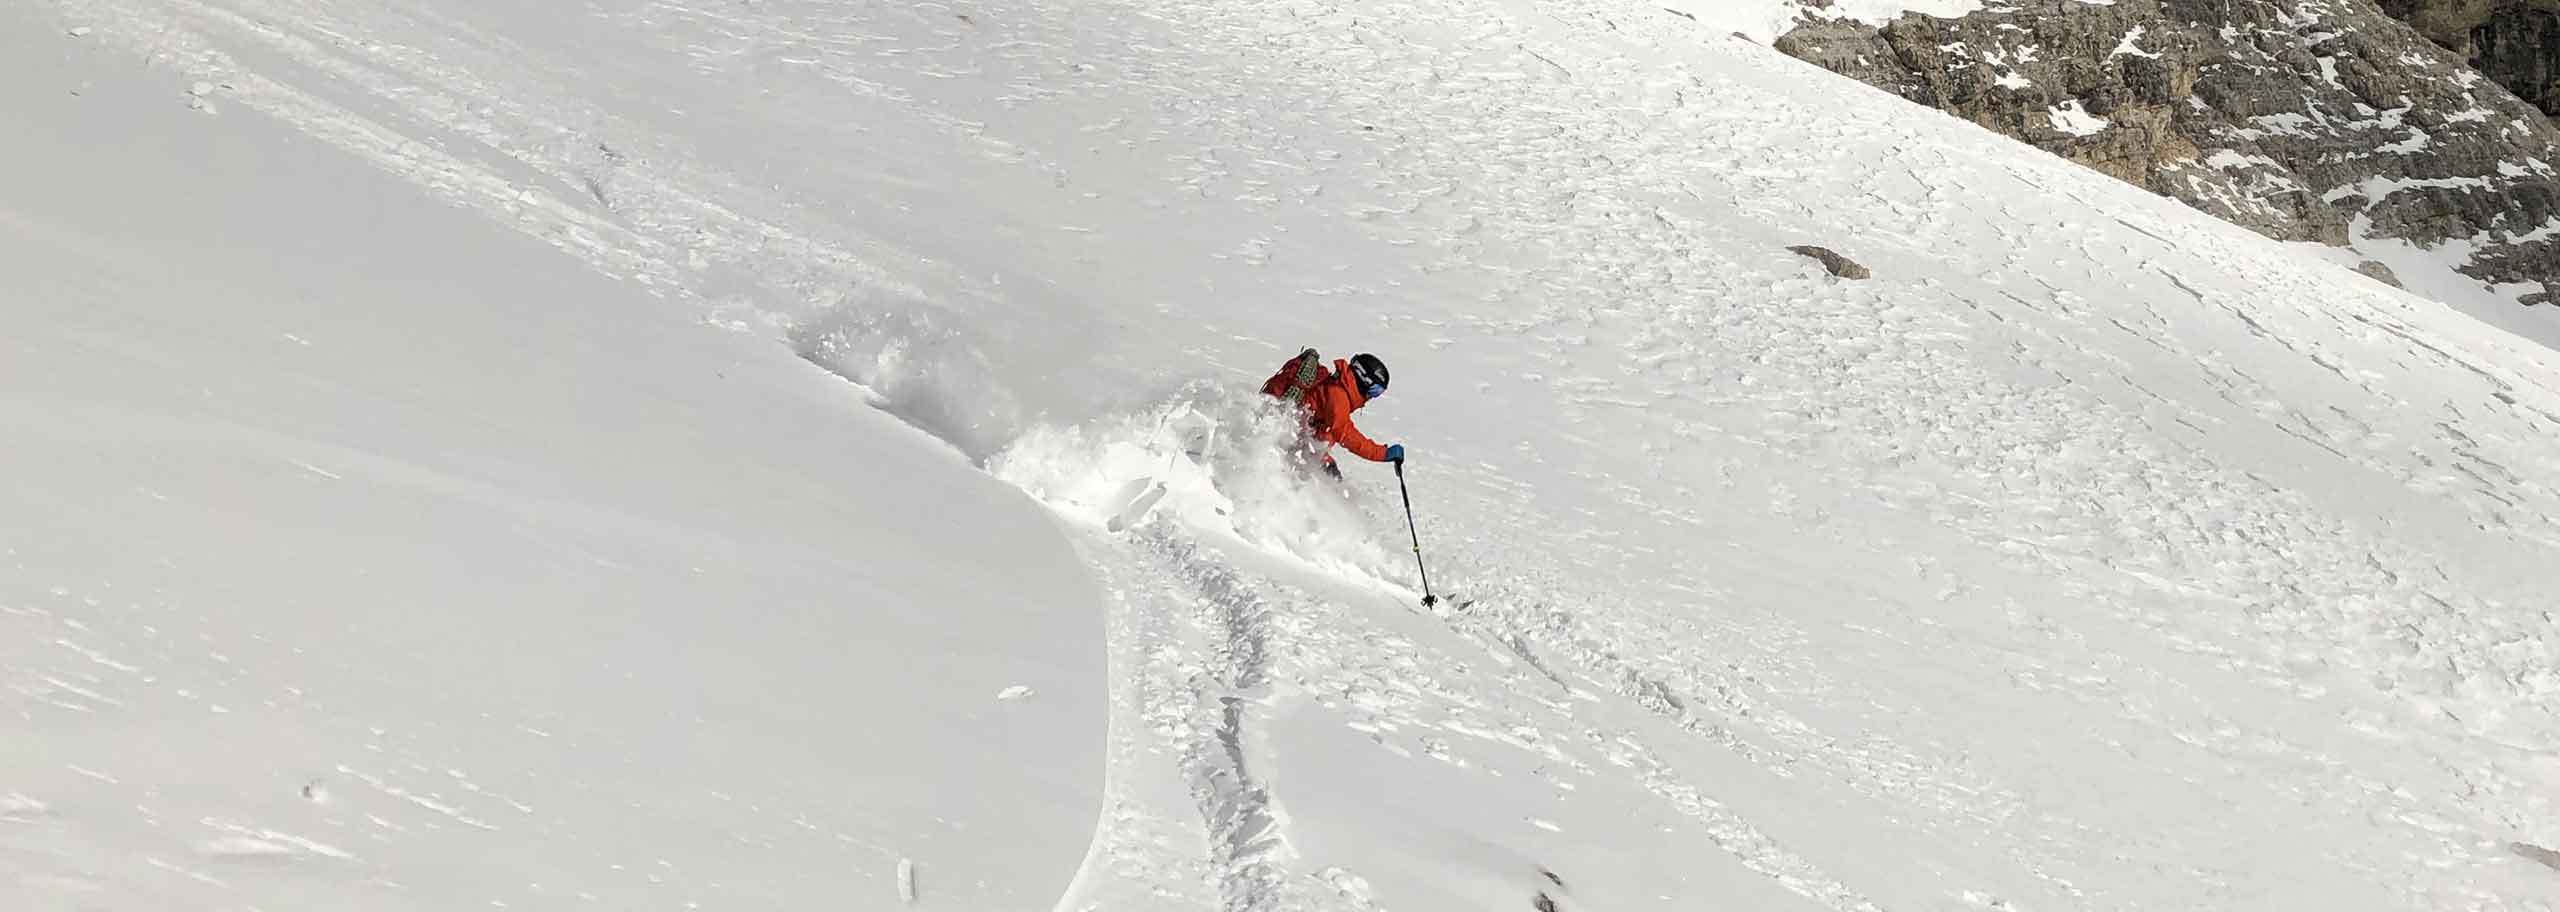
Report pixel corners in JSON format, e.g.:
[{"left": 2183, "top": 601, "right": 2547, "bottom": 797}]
[
  {"left": 12, "top": 0, "right": 2560, "bottom": 909},
  {"left": 1, "top": 17, "right": 1101, "bottom": 910},
  {"left": 1776, "top": 0, "right": 2560, "bottom": 334}
]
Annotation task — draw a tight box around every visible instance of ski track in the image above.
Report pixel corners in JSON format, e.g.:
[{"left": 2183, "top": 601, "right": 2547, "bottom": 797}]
[
  {"left": 1135, "top": 525, "right": 1301, "bottom": 912},
  {"left": 1060, "top": 517, "right": 1888, "bottom": 912},
  {"left": 34, "top": 0, "right": 2560, "bottom": 907}
]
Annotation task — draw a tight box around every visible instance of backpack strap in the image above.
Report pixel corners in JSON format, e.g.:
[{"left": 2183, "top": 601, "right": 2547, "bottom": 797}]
[{"left": 1279, "top": 348, "right": 1324, "bottom": 403}]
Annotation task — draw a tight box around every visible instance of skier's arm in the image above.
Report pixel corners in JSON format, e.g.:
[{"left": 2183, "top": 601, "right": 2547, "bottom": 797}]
[{"left": 1331, "top": 413, "right": 1393, "bottom": 463}]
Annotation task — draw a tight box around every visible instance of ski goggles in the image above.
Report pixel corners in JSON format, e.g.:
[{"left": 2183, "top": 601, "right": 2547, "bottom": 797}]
[{"left": 1362, "top": 381, "right": 1386, "bottom": 400}]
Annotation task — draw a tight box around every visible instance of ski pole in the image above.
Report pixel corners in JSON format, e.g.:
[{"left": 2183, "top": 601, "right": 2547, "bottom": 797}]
[{"left": 1393, "top": 459, "right": 1438, "bottom": 607}]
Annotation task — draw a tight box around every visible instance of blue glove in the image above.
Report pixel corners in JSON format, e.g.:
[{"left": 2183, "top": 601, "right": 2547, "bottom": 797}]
[{"left": 1384, "top": 444, "right": 1405, "bottom": 463}]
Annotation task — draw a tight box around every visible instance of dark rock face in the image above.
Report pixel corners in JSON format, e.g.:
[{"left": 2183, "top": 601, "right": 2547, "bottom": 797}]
[
  {"left": 2383, "top": 1, "right": 2560, "bottom": 115},
  {"left": 1776, "top": 0, "right": 2560, "bottom": 307}
]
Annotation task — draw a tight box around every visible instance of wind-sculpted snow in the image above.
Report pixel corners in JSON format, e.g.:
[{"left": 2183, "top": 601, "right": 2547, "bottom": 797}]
[
  {"left": 0, "top": 14, "right": 1104, "bottom": 910},
  {"left": 22, "top": 0, "right": 2560, "bottom": 908}
]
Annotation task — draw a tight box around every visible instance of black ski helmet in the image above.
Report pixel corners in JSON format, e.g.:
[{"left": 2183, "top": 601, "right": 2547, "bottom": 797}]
[{"left": 1349, "top": 353, "right": 1389, "bottom": 394}]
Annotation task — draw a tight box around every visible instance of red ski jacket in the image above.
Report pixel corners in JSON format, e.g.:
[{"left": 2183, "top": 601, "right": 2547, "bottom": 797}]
[{"left": 1299, "top": 359, "right": 1391, "bottom": 464}]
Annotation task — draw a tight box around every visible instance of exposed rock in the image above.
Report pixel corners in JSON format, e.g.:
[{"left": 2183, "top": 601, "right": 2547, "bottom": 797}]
[
  {"left": 2382, "top": 1, "right": 2560, "bottom": 116},
  {"left": 1775, "top": 0, "right": 2560, "bottom": 309},
  {"left": 2355, "top": 259, "right": 2408, "bottom": 286},
  {"left": 1788, "top": 244, "right": 1873, "bottom": 279},
  {"left": 2514, "top": 841, "right": 2560, "bottom": 871}
]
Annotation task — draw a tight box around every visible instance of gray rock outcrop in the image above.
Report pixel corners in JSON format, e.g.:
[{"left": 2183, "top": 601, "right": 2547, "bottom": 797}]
[{"left": 1776, "top": 0, "right": 2560, "bottom": 307}]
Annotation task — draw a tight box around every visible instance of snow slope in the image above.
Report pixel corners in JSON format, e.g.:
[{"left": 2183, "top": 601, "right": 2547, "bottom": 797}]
[
  {"left": 1, "top": 17, "right": 1100, "bottom": 910},
  {"left": 14, "top": 0, "right": 2560, "bottom": 909}
]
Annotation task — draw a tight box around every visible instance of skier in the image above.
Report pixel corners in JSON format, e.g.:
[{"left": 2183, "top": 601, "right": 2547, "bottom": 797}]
[{"left": 1260, "top": 349, "right": 1405, "bottom": 478}]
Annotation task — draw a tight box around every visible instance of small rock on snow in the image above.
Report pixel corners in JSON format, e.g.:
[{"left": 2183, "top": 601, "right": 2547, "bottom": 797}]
[
  {"left": 1786, "top": 245, "right": 1872, "bottom": 280},
  {"left": 68, "top": 27, "right": 94, "bottom": 38}
]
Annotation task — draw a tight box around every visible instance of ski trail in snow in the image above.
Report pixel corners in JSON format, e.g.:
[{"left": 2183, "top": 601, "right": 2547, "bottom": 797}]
[
  {"left": 41, "top": 0, "right": 2560, "bottom": 906},
  {"left": 1139, "top": 525, "right": 1295, "bottom": 912},
  {"left": 1054, "top": 4, "right": 2553, "bottom": 902},
  {"left": 1051, "top": 525, "right": 1246, "bottom": 912},
  {"left": 47, "top": 4, "right": 1391, "bottom": 904},
  {"left": 1036, "top": 499, "right": 1891, "bottom": 911},
  {"left": 994, "top": 390, "right": 1886, "bottom": 905}
]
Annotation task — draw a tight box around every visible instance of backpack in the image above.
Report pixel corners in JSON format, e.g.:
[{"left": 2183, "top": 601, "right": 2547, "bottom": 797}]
[{"left": 1260, "top": 348, "right": 1328, "bottom": 403}]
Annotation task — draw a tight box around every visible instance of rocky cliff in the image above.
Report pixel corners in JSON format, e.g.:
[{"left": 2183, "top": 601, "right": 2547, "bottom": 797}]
[
  {"left": 1776, "top": 0, "right": 2559, "bottom": 308},
  {"left": 2383, "top": 0, "right": 2560, "bottom": 115}
]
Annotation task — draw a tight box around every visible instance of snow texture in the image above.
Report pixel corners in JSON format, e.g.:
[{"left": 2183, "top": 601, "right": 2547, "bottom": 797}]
[{"left": 9, "top": 0, "right": 2560, "bottom": 910}]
